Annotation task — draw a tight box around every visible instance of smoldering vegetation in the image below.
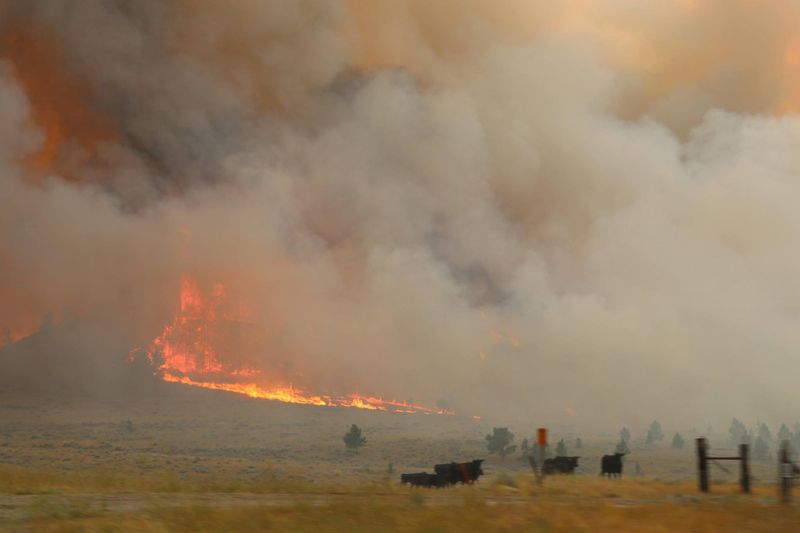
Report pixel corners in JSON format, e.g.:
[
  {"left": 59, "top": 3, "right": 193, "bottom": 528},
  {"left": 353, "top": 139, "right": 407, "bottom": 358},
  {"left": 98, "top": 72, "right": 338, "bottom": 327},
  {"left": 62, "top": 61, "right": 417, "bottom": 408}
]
[{"left": 1, "top": 1, "right": 800, "bottom": 426}]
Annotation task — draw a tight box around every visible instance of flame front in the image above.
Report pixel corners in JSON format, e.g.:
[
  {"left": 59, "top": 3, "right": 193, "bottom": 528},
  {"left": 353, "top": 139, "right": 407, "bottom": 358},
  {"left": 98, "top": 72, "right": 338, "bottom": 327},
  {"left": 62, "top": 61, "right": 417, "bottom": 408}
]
[{"left": 145, "top": 277, "right": 453, "bottom": 415}]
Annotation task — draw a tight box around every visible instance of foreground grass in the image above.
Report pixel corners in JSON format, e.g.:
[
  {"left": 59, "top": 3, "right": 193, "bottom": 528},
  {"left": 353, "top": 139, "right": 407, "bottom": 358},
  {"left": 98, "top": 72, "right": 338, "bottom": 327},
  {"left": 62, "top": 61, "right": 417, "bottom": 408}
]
[
  {"left": 0, "top": 463, "right": 380, "bottom": 495},
  {"left": 14, "top": 503, "right": 800, "bottom": 532},
  {"left": 3, "top": 473, "right": 800, "bottom": 532},
  {"left": 8, "top": 493, "right": 800, "bottom": 532}
]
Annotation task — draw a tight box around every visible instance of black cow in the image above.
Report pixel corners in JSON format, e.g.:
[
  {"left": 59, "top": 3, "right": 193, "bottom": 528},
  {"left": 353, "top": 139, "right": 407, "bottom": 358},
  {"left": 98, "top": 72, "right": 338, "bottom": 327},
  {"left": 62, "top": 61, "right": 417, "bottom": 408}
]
[
  {"left": 543, "top": 456, "right": 580, "bottom": 475},
  {"left": 401, "top": 472, "right": 440, "bottom": 487},
  {"left": 601, "top": 453, "right": 625, "bottom": 478},
  {"left": 434, "top": 459, "right": 484, "bottom": 485}
]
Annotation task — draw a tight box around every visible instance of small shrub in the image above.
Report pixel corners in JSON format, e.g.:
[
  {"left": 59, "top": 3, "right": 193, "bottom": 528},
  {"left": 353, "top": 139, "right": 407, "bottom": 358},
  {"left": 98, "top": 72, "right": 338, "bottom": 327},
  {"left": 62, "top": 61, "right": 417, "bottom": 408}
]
[
  {"left": 555, "top": 439, "right": 567, "bottom": 456},
  {"left": 486, "top": 427, "right": 516, "bottom": 461},
  {"left": 343, "top": 424, "right": 366, "bottom": 453}
]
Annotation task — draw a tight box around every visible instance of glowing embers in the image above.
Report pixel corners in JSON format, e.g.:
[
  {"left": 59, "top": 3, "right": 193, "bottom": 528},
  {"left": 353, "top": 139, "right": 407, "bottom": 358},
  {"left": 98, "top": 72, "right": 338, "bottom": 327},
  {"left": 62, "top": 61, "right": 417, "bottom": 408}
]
[{"left": 147, "top": 277, "right": 453, "bottom": 415}]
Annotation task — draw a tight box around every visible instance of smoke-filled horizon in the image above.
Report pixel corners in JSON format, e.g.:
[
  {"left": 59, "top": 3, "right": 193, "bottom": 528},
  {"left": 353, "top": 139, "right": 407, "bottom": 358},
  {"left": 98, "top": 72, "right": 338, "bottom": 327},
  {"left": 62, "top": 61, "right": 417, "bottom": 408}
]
[{"left": 2, "top": 1, "right": 800, "bottom": 427}]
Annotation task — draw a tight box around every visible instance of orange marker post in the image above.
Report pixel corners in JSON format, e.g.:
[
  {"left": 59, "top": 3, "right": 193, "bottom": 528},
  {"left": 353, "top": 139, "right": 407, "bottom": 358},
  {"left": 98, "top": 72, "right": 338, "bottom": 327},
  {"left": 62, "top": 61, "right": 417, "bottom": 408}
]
[{"left": 537, "top": 428, "right": 548, "bottom": 482}]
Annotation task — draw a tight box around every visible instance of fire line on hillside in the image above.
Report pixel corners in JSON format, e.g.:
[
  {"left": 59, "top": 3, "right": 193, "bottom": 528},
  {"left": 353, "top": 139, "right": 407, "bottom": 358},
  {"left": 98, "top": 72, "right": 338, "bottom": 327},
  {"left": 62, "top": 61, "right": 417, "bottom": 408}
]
[{"left": 143, "top": 277, "right": 454, "bottom": 415}]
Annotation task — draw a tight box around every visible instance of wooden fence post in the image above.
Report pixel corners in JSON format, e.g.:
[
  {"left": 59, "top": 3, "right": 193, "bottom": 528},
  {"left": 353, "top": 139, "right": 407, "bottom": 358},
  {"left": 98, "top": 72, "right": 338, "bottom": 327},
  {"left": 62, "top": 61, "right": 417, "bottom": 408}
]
[
  {"left": 697, "top": 438, "right": 709, "bottom": 493},
  {"left": 780, "top": 440, "right": 792, "bottom": 503},
  {"left": 739, "top": 443, "right": 750, "bottom": 494}
]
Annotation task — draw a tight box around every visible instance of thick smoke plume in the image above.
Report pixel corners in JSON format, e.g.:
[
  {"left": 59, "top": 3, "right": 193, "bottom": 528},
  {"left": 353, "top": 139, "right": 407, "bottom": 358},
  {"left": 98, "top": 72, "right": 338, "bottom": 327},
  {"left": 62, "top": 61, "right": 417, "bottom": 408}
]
[{"left": 2, "top": 1, "right": 800, "bottom": 426}]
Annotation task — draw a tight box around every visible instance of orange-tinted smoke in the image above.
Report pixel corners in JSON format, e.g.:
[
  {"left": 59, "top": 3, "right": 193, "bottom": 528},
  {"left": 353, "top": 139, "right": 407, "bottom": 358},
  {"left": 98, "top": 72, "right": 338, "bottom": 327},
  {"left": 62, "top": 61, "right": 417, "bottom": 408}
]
[
  {"left": 780, "top": 38, "right": 800, "bottom": 114},
  {"left": 344, "top": 0, "right": 800, "bottom": 116},
  {"left": 0, "top": 20, "right": 115, "bottom": 179},
  {"left": 568, "top": 0, "right": 800, "bottom": 118},
  {"left": 343, "top": 0, "right": 570, "bottom": 82}
]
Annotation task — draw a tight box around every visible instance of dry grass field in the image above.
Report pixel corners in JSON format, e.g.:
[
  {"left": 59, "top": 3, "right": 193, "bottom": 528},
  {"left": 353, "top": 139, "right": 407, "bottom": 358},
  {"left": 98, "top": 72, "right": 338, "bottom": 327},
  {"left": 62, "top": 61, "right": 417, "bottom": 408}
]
[{"left": 0, "top": 386, "right": 796, "bottom": 532}]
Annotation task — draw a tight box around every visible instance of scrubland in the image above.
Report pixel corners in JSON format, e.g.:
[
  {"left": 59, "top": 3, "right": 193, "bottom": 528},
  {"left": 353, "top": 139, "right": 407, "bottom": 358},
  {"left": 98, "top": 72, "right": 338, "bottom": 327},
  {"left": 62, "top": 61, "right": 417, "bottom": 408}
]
[{"left": 0, "top": 387, "right": 796, "bottom": 531}]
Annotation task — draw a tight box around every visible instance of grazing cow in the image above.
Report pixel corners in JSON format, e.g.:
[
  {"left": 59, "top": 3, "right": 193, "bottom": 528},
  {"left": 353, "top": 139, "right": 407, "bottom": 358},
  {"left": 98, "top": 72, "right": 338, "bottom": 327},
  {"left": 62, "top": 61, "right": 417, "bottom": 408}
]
[
  {"left": 543, "top": 456, "right": 580, "bottom": 475},
  {"left": 401, "top": 459, "right": 484, "bottom": 488},
  {"left": 401, "top": 472, "right": 440, "bottom": 487},
  {"left": 601, "top": 453, "right": 625, "bottom": 478},
  {"left": 433, "top": 459, "right": 484, "bottom": 485}
]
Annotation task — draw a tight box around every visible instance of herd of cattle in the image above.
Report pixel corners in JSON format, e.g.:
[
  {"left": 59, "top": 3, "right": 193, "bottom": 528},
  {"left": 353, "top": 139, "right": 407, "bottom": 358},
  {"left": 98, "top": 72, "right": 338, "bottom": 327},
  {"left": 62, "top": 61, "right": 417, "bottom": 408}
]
[
  {"left": 400, "top": 460, "right": 485, "bottom": 487},
  {"left": 401, "top": 452, "right": 627, "bottom": 487}
]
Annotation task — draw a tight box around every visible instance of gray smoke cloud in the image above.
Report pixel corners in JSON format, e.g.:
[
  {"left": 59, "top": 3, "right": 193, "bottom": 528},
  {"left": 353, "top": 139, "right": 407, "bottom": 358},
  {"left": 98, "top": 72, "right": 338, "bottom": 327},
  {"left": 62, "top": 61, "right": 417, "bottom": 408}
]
[{"left": 2, "top": 1, "right": 800, "bottom": 427}]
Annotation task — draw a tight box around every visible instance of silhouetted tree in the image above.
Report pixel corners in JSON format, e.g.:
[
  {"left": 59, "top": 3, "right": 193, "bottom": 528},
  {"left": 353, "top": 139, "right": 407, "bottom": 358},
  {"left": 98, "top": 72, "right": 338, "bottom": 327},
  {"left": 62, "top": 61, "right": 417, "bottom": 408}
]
[
  {"left": 671, "top": 432, "right": 684, "bottom": 450},
  {"left": 615, "top": 438, "right": 630, "bottom": 454},
  {"left": 486, "top": 427, "right": 516, "bottom": 461},
  {"left": 753, "top": 435, "right": 769, "bottom": 461},
  {"left": 521, "top": 438, "right": 530, "bottom": 454},
  {"left": 646, "top": 421, "right": 664, "bottom": 444},
  {"left": 742, "top": 429, "right": 754, "bottom": 448},
  {"left": 620, "top": 427, "right": 631, "bottom": 443},
  {"left": 343, "top": 424, "right": 366, "bottom": 453},
  {"left": 555, "top": 438, "right": 567, "bottom": 456},
  {"left": 575, "top": 437, "right": 583, "bottom": 449},
  {"left": 634, "top": 462, "right": 643, "bottom": 476},
  {"left": 757, "top": 422, "right": 772, "bottom": 446},
  {"left": 778, "top": 423, "right": 792, "bottom": 443},
  {"left": 729, "top": 418, "right": 747, "bottom": 447}
]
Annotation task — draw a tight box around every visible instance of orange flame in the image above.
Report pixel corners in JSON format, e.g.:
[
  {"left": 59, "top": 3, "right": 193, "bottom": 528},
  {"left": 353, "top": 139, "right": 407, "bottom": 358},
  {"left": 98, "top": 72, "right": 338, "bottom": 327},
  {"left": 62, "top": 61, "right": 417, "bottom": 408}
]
[
  {"left": 145, "top": 277, "right": 453, "bottom": 415},
  {"left": 160, "top": 373, "right": 330, "bottom": 406}
]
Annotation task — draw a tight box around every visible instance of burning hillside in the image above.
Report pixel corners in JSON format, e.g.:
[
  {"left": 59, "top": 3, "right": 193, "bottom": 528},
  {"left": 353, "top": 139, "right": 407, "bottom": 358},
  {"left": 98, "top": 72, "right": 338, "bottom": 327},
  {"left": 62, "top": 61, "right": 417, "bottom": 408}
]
[{"left": 143, "top": 277, "right": 453, "bottom": 414}]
